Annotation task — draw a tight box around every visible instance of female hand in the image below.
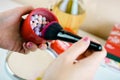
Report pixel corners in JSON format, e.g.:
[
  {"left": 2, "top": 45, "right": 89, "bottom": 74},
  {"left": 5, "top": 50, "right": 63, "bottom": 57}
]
[
  {"left": 42, "top": 37, "right": 107, "bottom": 80},
  {"left": 0, "top": 6, "right": 47, "bottom": 54}
]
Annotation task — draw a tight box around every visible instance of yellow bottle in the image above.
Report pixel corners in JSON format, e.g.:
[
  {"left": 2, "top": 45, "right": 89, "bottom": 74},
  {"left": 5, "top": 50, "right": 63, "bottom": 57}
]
[{"left": 52, "top": 0, "right": 86, "bottom": 33}]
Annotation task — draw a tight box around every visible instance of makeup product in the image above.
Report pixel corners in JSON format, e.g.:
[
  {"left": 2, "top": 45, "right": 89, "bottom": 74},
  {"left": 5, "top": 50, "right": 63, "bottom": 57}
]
[
  {"left": 21, "top": 8, "right": 58, "bottom": 45},
  {"left": 105, "top": 24, "right": 120, "bottom": 62},
  {"left": 30, "top": 14, "right": 49, "bottom": 36},
  {"left": 5, "top": 49, "right": 56, "bottom": 80},
  {"left": 21, "top": 8, "right": 102, "bottom": 51}
]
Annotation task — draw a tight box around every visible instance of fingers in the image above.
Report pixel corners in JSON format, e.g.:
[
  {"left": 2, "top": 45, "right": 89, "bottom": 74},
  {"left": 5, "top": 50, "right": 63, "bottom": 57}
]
[
  {"left": 62, "top": 37, "right": 90, "bottom": 62},
  {"left": 19, "top": 42, "right": 30, "bottom": 54},
  {"left": 38, "top": 43, "right": 48, "bottom": 50},
  {"left": 20, "top": 42, "right": 47, "bottom": 54},
  {"left": 19, "top": 42, "right": 37, "bottom": 54},
  {"left": 26, "top": 42, "right": 38, "bottom": 51},
  {"left": 78, "top": 46, "right": 107, "bottom": 66},
  {"left": 23, "top": 42, "right": 47, "bottom": 53}
]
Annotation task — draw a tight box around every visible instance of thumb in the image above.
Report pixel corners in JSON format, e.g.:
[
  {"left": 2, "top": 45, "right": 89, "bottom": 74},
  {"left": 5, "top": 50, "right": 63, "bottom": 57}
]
[
  {"left": 62, "top": 37, "right": 90, "bottom": 63},
  {"left": 14, "top": 6, "right": 34, "bottom": 16},
  {"left": 26, "top": 42, "right": 38, "bottom": 51}
]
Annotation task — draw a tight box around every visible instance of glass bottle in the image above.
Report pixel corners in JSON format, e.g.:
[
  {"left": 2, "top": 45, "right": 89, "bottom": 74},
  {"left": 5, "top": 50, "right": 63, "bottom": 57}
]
[{"left": 52, "top": 0, "right": 86, "bottom": 33}]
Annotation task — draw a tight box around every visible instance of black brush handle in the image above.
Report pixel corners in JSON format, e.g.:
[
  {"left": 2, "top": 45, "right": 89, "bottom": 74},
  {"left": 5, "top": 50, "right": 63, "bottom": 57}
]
[{"left": 57, "top": 30, "right": 102, "bottom": 51}]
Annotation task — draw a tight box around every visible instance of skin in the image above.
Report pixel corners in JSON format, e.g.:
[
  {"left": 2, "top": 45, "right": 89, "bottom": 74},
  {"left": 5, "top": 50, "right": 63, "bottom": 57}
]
[
  {"left": 0, "top": 6, "right": 47, "bottom": 54},
  {"left": 42, "top": 37, "right": 107, "bottom": 80}
]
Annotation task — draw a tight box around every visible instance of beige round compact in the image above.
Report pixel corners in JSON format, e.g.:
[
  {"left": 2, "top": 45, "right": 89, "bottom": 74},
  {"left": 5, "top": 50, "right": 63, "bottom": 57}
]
[{"left": 5, "top": 49, "right": 57, "bottom": 80}]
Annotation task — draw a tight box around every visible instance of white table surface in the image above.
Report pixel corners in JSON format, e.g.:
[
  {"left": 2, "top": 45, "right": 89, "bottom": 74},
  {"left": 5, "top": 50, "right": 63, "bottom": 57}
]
[{"left": 0, "top": 0, "right": 120, "bottom": 80}]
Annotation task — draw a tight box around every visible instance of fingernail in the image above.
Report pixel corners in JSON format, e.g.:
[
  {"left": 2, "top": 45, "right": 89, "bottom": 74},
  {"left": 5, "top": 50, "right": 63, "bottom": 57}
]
[
  {"left": 27, "top": 42, "right": 33, "bottom": 48},
  {"left": 82, "top": 37, "right": 89, "bottom": 42},
  {"left": 40, "top": 44, "right": 47, "bottom": 50}
]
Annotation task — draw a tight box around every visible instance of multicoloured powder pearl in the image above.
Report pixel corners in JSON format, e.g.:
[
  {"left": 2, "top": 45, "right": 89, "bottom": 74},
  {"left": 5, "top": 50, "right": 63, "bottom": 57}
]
[{"left": 30, "top": 14, "right": 49, "bottom": 36}]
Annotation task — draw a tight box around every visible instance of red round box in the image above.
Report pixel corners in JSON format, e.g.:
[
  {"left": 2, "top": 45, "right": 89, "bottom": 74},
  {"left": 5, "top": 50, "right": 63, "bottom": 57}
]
[{"left": 21, "top": 8, "right": 58, "bottom": 44}]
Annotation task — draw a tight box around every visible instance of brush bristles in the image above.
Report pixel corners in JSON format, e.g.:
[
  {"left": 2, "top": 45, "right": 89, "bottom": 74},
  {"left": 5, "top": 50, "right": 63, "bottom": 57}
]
[{"left": 43, "top": 22, "right": 63, "bottom": 40}]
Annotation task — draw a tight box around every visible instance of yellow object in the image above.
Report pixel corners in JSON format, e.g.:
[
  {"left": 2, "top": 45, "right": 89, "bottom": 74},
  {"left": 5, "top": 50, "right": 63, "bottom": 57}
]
[
  {"left": 36, "top": 77, "right": 42, "bottom": 80},
  {"left": 52, "top": 5, "right": 86, "bottom": 33}
]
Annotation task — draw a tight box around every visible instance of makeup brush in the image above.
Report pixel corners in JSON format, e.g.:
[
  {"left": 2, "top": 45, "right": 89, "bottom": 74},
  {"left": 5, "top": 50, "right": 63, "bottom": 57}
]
[{"left": 41, "top": 21, "right": 102, "bottom": 51}]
